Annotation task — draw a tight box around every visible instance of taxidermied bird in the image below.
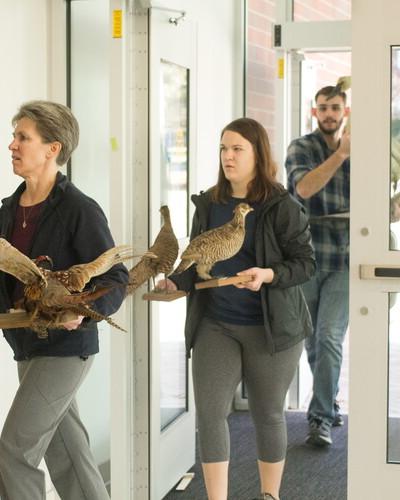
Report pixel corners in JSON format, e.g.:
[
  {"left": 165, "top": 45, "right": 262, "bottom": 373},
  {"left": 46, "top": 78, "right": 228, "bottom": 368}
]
[
  {"left": 173, "top": 202, "right": 254, "bottom": 280},
  {"left": 127, "top": 205, "right": 179, "bottom": 293},
  {"left": 327, "top": 75, "right": 351, "bottom": 133},
  {"left": 0, "top": 238, "right": 134, "bottom": 337},
  {"left": 329, "top": 75, "right": 351, "bottom": 96}
]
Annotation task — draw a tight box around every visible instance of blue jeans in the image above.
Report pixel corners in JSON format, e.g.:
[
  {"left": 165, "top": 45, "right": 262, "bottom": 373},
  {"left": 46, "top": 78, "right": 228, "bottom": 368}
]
[{"left": 302, "top": 269, "right": 349, "bottom": 425}]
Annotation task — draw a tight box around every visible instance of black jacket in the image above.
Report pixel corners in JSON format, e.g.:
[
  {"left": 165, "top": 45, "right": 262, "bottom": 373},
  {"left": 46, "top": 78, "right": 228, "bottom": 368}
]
[
  {"left": 0, "top": 172, "right": 128, "bottom": 361},
  {"left": 171, "top": 188, "right": 316, "bottom": 356}
]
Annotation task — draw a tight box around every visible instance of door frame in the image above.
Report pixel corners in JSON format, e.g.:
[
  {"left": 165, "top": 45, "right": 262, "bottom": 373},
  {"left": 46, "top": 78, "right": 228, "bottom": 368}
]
[
  {"left": 349, "top": 0, "right": 400, "bottom": 497},
  {"left": 148, "top": 6, "right": 197, "bottom": 499}
]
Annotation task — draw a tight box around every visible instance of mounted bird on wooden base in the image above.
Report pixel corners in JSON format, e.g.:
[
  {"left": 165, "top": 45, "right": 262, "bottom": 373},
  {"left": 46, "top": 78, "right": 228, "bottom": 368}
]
[
  {"left": 126, "top": 205, "right": 185, "bottom": 301},
  {"left": 0, "top": 238, "right": 135, "bottom": 338},
  {"left": 173, "top": 202, "right": 254, "bottom": 284}
]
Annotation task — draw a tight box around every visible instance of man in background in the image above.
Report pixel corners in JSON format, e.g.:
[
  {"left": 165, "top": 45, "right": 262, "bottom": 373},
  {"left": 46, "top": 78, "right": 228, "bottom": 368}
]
[{"left": 285, "top": 86, "right": 350, "bottom": 447}]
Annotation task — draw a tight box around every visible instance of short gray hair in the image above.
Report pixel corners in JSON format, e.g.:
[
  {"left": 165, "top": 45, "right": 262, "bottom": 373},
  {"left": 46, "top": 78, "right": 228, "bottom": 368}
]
[{"left": 12, "top": 100, "right": 79, "bottom": 166}]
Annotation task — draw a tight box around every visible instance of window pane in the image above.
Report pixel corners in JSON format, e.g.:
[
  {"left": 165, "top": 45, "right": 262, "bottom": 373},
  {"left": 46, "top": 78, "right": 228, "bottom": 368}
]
[
  {"left": 390, "top": 47, "right": 400, "bottom": 250},
  {"left": 293, "top": 0, "right": 351, "bottom": 22},
  {"left": 160, "top": 299, "right": 187, "bottom": 430},
  {"left": 160, "top": 60, "right": 189, "bottom": 239},
  {"left": 388, "top": 292, "right": 400, "bottom": 463},
  {"left": 159, "top": 60, "right": 189, "bottom": 430}
]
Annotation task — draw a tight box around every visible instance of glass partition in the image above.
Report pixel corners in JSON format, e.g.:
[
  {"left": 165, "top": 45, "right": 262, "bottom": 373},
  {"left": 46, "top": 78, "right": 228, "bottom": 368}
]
[
  {"left": 159, "top": 59, "right": 189, "bottom": 430},
  {"left": 388, "top": 48, "right": 400, "bottom": 462},
  {"left": 159, "top": 300, "right": 187, "bottom": 430},
  {"left": 160, "top": 59, "right": 189, "bottom": 239},
  {"left": 388, "top": 292, "right": 400, "bottom": 463},
  {"left": 390, "top": 47, "right": 400, "bottom": 250},
  {"left": 293, "top": 0, "right": 351, "bottom": 22}
]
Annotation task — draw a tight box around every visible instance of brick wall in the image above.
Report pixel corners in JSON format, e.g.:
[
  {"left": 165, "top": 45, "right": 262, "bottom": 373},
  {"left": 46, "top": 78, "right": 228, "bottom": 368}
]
[
  {"left": 294, "top": 0, "right": 351, "bottom": 21},
  {"left": 246, "top": 0, "right": 277, "bottom": 145},
  {"left": 246, "top": 0, "right": 352, "bottom": 148}
]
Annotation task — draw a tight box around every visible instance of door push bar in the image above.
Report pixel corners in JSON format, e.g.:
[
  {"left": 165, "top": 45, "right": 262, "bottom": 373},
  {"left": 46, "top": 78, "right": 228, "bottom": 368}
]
[{"left": 359, "top": 265, "right": 400, "bottom": 279}]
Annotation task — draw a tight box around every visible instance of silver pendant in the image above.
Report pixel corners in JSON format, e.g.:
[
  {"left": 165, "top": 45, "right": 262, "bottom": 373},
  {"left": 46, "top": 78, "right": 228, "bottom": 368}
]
[{"left": 22, "top": 221, "right": 27, "bottom": 229}]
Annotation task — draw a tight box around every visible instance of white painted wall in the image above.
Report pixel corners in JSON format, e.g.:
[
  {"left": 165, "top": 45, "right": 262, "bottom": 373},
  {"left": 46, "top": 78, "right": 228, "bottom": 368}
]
[
  {"left": 0, "top": 0, "right": 50, "bottom": 434},
  {"left": 0, "top": 0, "right": 111, "bottom": 471},
  {"left": 193, "top": 0, "right": 244, "bottom": 191}
]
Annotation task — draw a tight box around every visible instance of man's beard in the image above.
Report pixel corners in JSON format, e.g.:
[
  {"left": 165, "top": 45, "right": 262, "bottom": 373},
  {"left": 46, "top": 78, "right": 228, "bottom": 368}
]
[{"left": 318, "top": 117, "right": 344, "bottom": 135}]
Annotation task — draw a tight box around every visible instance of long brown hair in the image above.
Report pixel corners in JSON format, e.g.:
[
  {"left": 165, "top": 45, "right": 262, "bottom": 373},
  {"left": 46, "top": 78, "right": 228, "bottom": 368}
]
[{"left": 211, "top": 117, "right": 283, "bottom": 203}]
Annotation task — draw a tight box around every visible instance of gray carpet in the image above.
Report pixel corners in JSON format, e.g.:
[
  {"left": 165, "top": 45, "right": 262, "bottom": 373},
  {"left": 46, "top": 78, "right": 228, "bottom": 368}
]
[{"left": 163, "top": 410, "right": 347, "bottom": 500}]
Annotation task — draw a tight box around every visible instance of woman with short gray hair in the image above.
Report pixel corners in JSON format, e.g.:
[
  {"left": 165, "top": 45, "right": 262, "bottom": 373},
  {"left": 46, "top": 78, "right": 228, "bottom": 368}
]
[{"left": 0, "top": 100, "right": 128, "bottom": 500}]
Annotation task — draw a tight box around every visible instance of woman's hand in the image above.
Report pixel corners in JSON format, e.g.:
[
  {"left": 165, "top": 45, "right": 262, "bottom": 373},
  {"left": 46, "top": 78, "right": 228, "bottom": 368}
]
[
  {"left": 62, "top": 315, "right": 85, "bottom": 331},
  {"left": 155, "top": 278, "right": 178, "bottom": 292},
  {"left": 235, "top": 267, "right": 274, "bottom": 292}
]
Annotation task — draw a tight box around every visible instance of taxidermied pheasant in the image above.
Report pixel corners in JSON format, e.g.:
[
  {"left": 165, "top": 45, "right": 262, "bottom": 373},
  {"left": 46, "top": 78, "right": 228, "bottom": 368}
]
[
  {"left": 173, "top": 202, "right": 254, "bottom": 280},
  {"left": 330, "top": 75, "right": 351, "bottom": 96},
  {"left": 0, "top": 238, "right": 134, "bottom": 337},
  {"left": 328, "top": 75, "right": 351, "bottom": 133},
  {"left": 127, "top": 205, "right": 179, "bottom": 293}
]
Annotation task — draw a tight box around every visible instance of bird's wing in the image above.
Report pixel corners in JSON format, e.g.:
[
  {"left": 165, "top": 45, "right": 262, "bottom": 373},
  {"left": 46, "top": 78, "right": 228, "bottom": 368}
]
[
  {"left": 40, "top": 285, "right": 113, "bottom": 308},
  {"left": 180, "top": 224, "right": 237, "bottom": 262},
  {"left": 149, "top": 228, "right": 179, "bottom": 265},
  {"left": 0, "top": 238, "right": 46, "bottom": 286},
  {"left": 56, "top": 245, "right": 135, "bottom": 292}
]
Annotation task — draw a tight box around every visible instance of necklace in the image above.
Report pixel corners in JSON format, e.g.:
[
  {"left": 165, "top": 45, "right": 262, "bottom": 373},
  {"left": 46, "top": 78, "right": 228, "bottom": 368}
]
[{"left": 22, "top": 206, "right": 34, "bottom": 229}]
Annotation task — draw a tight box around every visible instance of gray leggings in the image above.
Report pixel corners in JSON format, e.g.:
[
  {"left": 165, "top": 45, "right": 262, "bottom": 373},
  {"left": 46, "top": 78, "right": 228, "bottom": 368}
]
[{"left": 192, "top": 317, "right": 303, "bottom": 463}]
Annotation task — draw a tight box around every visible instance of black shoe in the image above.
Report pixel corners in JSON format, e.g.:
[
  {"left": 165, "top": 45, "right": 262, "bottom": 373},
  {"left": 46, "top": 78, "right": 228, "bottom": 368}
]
[
  {"left": 251, "top": 494, "right": 278, "bottom": 500},
  {"left": 306, "top": 418, "right": 332, "bottom": 446},
  {"left": 333, "top": 401, "right": 344, "bottom": 427}
]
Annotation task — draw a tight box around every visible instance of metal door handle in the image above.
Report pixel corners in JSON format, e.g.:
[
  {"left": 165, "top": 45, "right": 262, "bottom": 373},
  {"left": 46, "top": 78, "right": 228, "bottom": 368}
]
[{"left": 360, "top": 265, "right": 400, "bottom": 279}]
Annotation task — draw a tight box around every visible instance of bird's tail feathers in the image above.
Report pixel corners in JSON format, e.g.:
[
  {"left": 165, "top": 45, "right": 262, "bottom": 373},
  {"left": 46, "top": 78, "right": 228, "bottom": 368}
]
[{"left": 71, "top": 305, "right": 127, "bottom": 332}]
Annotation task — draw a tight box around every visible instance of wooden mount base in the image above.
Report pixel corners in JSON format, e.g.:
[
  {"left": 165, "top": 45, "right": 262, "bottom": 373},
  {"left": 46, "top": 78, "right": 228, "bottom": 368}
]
[
  {"left": 0, "top": 311, "right": 34, "bottom": 329},
  {"left": 142, "top": 289, "right": 187, "bottom": 302},
  {"left": 195, "top": 274, "right": 254, "bottom": 290}
]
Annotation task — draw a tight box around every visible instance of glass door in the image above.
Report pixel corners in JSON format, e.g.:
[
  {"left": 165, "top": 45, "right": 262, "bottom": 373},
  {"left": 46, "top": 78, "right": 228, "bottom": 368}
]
[
  {"left": 271, "top": 0, "right": 351, "bottom": 410},
  {"left": 149, "top": 7, "right": 196, "bottom": 499},
  {"left": 288, "top": 50, "right": 351, "bottom": 410},
  {"left": 349, "top": 0, "right": 400, "bottom": 496}
]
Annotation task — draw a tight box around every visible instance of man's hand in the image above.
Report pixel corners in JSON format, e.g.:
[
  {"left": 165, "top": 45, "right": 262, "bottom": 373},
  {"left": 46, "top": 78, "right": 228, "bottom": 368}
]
[{"left": 337, "top": 130, "right": 351, "bottom": 159}]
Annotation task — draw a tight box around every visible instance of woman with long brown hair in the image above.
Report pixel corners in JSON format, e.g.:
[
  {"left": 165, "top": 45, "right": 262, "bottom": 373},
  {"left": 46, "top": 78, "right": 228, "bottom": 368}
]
[{"left": 159, "top": 117, "right": 315, "bottom": 500}]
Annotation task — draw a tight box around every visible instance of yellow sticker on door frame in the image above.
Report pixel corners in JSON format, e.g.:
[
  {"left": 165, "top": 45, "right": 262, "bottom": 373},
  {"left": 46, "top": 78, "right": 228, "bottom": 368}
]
[
  {"left": 113, "top": 10, "right": 122, "bottom": 38},
  {"left": 277, "top": 58, "right": 284, "bottom": 79}
]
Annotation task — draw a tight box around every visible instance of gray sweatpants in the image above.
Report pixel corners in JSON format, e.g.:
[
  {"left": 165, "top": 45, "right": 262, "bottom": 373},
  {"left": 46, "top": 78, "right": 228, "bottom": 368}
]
[
  {"left": 192, "top": 317, "right": 303, "bottom": 463},
  {"left": 0, "top": 356, "right": 109, "bottom": 500}
]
